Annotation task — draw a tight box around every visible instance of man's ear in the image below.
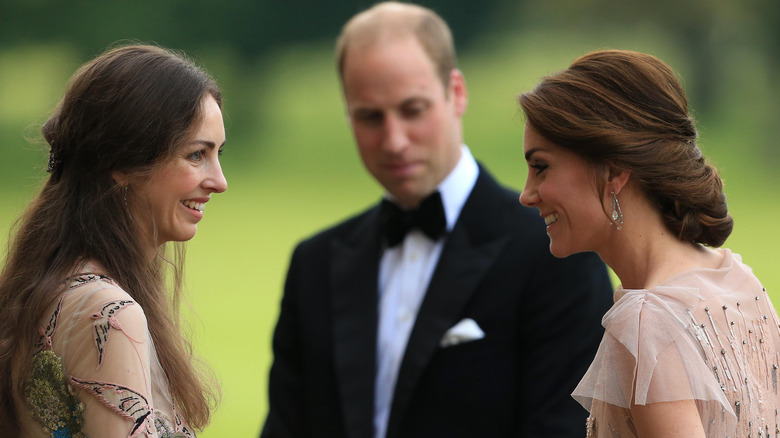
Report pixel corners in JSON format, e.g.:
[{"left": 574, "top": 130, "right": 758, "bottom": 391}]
[
  {"left": 448, "top": 69, "right": 468, "bottom": 117},
  {"left": 111, "top": 171, "right": 129, "bottom": 186}
]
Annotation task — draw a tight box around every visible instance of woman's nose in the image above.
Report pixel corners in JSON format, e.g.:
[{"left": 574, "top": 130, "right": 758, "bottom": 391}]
[
  {"left": 206, "top": 160, "right": 228, "bottom": 193},
  {"left": 519, "top": 185, "right": 538, "bottom": 207}
]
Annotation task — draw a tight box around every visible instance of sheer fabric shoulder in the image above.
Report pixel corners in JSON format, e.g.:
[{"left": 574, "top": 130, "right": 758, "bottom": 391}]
[
  {"left": 20, "top": 271, "right": 195, "bottom": 438},
  {"left": 573, "top": 249, "right": 780, "bottom": 437}
]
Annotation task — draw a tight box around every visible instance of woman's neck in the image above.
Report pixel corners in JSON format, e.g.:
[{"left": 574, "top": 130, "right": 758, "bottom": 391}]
[
  {"left": 598, "top": 199, "right": 721, "bottom": 290},
  {"left": 607, "top": 232, "right": 701, "bottom": 290}
]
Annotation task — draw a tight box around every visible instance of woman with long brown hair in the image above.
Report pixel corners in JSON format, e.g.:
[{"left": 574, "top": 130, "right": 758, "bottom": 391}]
[
  {"left": 0, "top": 44, "right": 227, "bottom": 437},
  {"left": 519, "top": 50, "right": 779, "bottom": 436}
]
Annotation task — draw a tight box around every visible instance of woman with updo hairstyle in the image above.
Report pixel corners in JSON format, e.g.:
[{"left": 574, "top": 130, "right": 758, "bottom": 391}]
[
  {"left": 0, "top": 44, "right": 227, "bottom": 437},
  {"left": 518, "top": 49, "right": 779, "bottom": 437}
]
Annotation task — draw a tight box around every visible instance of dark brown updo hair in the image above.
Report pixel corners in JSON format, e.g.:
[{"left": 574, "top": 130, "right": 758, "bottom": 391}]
[{"left": 519, "top": 49, "right": 733, "bottom": 247}]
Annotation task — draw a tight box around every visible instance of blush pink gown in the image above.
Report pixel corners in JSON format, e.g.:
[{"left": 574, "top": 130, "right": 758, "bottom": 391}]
[{"left": 573, "top": 249, "right": 780, "bottom": 437}]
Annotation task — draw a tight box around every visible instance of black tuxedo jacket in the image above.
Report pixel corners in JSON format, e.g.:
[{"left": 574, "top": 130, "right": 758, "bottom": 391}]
[{"left": 261, "top": 166, "right": 613, "bottom": 438}]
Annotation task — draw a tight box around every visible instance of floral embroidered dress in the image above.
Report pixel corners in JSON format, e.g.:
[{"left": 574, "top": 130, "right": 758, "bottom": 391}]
[
  {"left": 15, "top": 263, "right": 194, "bottom": 437},
  {"left": 573, "top": 249, "right": 780, "bottom": 437}
]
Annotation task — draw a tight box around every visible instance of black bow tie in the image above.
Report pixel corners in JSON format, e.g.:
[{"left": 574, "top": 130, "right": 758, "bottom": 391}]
[{"left": 379, "top": 191, "right": 447, "bottom": 247}]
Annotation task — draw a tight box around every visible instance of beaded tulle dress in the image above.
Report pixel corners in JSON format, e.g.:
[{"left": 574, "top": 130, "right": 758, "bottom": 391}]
[{"left": 573, "top": 249, "right": 780, "bottom": 437}]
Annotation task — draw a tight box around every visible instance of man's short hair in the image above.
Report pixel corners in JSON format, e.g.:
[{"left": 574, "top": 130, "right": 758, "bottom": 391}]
[{"left": 336, "top": 2, "right": 457, "bottom": 88}]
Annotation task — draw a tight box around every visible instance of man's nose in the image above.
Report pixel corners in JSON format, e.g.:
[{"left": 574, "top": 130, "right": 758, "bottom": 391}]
[{"left": 381, "top": 115, "right": 409, "bottom": 153}]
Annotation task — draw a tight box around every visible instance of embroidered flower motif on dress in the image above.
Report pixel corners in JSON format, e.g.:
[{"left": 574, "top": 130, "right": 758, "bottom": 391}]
[
  {"left": 90, "top": 299, "right": 139, "bottom": 367},
  {"left": 155, "top": 411, "right": 196, "bottom": 438},
  {"left": 23, "top": 271, "right": 195, "bottom": 437},
  {"left": 24, "top": 350, "right": 86, "bottom": 437},
  {"left": 69, "top": 378, "right": 154, "bottom": 438},
  {"left": 26, "top": 282, "right": 87, "bottom": 436}
]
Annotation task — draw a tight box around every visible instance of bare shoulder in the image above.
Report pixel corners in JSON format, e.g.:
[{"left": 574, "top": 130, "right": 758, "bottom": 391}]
[{"left": 631, "top": 400, "right": 705, "bottom": 437}]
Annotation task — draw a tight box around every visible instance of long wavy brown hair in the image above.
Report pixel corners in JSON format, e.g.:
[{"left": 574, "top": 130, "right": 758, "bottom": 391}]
[{"left": 0, "top": 44, "right": 220, "bottom": 433}]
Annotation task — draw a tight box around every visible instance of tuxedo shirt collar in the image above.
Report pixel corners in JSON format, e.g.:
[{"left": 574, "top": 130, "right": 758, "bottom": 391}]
[{"left": 382, "top": 144, "right": 479, "bottom": 233}]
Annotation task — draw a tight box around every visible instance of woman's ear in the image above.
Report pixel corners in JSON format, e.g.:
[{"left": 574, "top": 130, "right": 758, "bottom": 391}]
[
  {"left": 608, "top": 167, "right": 630, "bottom": 195},
  {"left": 111, "top": 171, "right": 129, "bottom": 186}
]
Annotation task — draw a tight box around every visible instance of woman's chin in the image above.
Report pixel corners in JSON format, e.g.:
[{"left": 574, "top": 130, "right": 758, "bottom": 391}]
[{"left": 549, "top": 241, "right": 575, "bottom": 259}]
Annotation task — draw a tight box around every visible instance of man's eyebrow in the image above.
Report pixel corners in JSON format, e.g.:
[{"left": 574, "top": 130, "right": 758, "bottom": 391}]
[
  {"left": 401, "top": 96, "right": 427, "bottom": 104},
  {"left": 353, "top": 107, "right": 379, "bottom": 113}
]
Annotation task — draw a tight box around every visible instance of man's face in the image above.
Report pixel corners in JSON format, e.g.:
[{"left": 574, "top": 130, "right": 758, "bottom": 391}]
[{"left": 341, "top": 36, "right": 467, "bottom": 209}]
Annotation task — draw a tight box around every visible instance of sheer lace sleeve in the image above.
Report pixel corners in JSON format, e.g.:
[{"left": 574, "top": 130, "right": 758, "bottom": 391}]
[
  {"left": 572, "top": 285, "right": 737, "bottom": 433},
  {"left": 53, "top": 278, "right": 158, "bottom": 438}
]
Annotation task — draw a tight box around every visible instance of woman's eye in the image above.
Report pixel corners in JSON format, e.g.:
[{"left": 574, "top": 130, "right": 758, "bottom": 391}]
[
  {"left": 530, "top": 163, "right": 548, "bottom": 174},
  {"left": 188, "top": 150, "right": 205, "bottom": 161}
]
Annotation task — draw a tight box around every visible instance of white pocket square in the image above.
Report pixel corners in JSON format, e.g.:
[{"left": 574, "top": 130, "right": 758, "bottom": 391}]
[{"left": 439, "top": 318, "right": 485, "bottom": 348}]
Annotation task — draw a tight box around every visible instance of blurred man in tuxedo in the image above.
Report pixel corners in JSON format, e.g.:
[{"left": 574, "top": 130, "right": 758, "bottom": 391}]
[{"left": 261, "top": 3, "right": 613, "bottom": 437}]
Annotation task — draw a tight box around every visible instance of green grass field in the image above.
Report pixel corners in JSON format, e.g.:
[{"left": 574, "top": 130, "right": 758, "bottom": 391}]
[{"left": 1, "top": 29, "right": 778, "bottom": 436}]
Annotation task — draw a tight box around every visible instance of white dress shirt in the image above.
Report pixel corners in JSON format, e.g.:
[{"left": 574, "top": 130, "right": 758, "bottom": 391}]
[{"left": 373, "top": 145, "right": 479, "bottom": 438}]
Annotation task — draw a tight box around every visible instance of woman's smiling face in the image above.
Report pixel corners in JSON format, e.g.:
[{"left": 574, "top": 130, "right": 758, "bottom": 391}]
[
  {"left": 519, "top": 122, "right": 609, "bottom": 257},
  {"left": 133, "top": 94, "right": 227, "bottom": 249}
]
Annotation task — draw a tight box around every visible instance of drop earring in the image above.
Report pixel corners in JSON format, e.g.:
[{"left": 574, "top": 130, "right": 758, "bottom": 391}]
[
  {"left": 123, "top": 186, "right": 128, "bottom": 207},
  {"left": 610, "top": 191, "right": 623, "bottom": 231}
]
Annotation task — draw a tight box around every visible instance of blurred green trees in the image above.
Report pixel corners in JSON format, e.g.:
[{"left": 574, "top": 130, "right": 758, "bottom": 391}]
[
  {"left": 2, "top": 0, "right": 778, "bottom": 164},
  {"left": 1, "top": 1, "right": 778, "bottom": 436}
]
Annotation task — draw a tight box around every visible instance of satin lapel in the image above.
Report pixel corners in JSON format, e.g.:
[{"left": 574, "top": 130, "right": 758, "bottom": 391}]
[
  {"left": 330, "top": 210, "right": 382, "bottom": 438},
  {"left": 386, "top": 220, "right": 510, "bottom": 438}
]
